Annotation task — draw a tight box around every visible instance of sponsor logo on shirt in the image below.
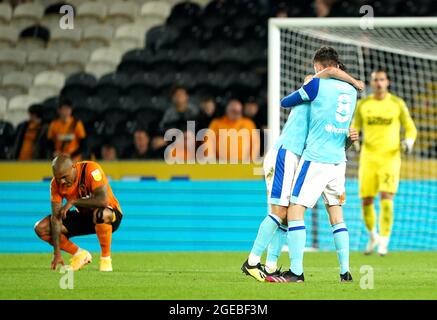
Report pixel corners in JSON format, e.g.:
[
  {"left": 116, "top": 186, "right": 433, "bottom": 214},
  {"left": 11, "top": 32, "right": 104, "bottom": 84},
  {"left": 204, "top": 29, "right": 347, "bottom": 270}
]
[
  {"left": 367, "top": 116, "right": 393, "bottom": 125},
  {"left": 91, "top": 169, "right": 102, "bottom": 181},
  {"left": 325, "top": 124, "right": 348, "bottom": 134}
]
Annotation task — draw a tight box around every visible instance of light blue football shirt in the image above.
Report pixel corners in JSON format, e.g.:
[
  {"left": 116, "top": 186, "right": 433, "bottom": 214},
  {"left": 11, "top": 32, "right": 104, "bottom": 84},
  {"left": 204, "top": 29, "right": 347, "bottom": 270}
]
[
  {"left": 302, "top": 78, "right": 357, "bottom": 164},
  {"left": 274, "top": 102, "right": 310, "bottom": 156},
  {"left": 278, "top": 77, "right": 357, "bottom": 164}
]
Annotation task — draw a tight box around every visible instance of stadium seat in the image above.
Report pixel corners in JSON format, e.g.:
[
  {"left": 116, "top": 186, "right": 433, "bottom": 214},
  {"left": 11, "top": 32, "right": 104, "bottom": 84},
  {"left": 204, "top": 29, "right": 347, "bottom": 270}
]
[
  {"left": 6, "top": 109, "right": 29, "bottom": 128},
  {"left": 133, "top": 105, "right": 164, "bottom": 131},
  {"left": 166, "top": 1, "right": 201, "bottom": 29},
  {"left": 61, "top": 72, "right": 97, "bottom": 103},
  {"left": 178, "top": 49, "right": 210, "bottom": 75},
  {"left": 117, "top": 49, "right": 154, "bottom": 75},
  {"left": 212, "top": 47, "right": 249, "bottom": 73},
  {"left": 11, "top": 2, "right": 44, "bottom": 31},
  {"left": 220, "top": 24, "right": 246, "bottom": 46},
  {"left": 0, "top": 3, "right": 12, "bottom": 26},
  {"left": 200, "top": 0, "right": 230, "bottom": 31},
  {"left": 80, "top": 25, "right": 113, "bottom": 51},
  {"left": 171, "top": 0, "right": 210, "bottom": 7},
  {"left": 40, "top": 0, "right": 69, "bottom": 7},
  {"left": 223, "top": 72, "right": 262, "bottom": 101},
  {"left": 194, "top": 72, "right": 226, "bottom": 98},
  {"left": 0, "top": 71, "right": 33, "bottom": 99},
  {"left": 76, "top": 2, "right": 107, "bottom": 28},
  {"left": 155, "top": 72, "right": 179, "bottom": 96},
  {"left": 27, "top": 87, "right": 55, "bottom": 101},
  {"left": 106, "top": 1, "right": 139, "bottom": 28},
  {"left": 229, "top": 11, "right": 259, "bottom": 31},
  {"left": 85, "top": 47, "right": 123, "bottom": 78},
  {"left": 146, "top": 25, "right": 180, "bottom": 51},
  {"left": 33, "top": 70, "right": 66, "bottom": 89},
  {"left": 26, "top": 50, "right": 58, "bottom": 76},
  {"left": 141, "top": 1, "right": 172, "bottom": 20},
  {"left": 29, "top": 71, "right": 66, "bottom": 100},
  {"left": 7, "top": 94, "right": 40, "bottom": 112},
  {"left": 99, "top": 98, "right": 135, "bottom": 136},
  {"left": 125, "top": 72, "right": 158, "bottom": 101},
  {"left": 0, "top": 26, "right": 19, "bottom": 49},
  {"left": 0, "top": 49, "right": 26, "bottom": 74},
  {"left": 85, "top": 63, "right": 111, "bottom": 79},
  {"left": 78, "top": 96, "right": 105, "bottom": 114},
  {"left": 38, "top": 104, "right": 57, "bottom": 125},
  {"left": 57, "top": 48, "right": 90, "bottom": 76},
  {"left": 49, "top": 28, "right": 81, "bottom": 52},
  {"left": 95, "top": 72, "right": 128, "bottom": 103},
  {"left": 0, "top": 95, "right": 7, "bottom": 120},
  {"left": 205, "top": 27, "right": 233, "bottom": 50},
  {"left": 108, "top": 95, "right": 137, "bottom": 112},
  {"left": 17, "top": 25, "right": 50, "bottom": 50},
  {"left": 73, "top": 106, "right": 97, "bottom": 133},
  {"left": 150, "top": 49, "right": 181, "bottom": 74},
  {"left": 114, "top": 23, "right": 150, "bottom": 52},
  {"left": 90, "top": 47, "right": 123, "bottom": 69},
  {"left": 244, "top": 24, "right": 267, "bottom": 46}
]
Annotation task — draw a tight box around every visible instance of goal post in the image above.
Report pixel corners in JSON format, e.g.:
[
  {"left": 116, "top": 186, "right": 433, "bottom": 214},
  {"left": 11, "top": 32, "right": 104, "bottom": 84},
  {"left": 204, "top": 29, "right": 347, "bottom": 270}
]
[{"left": 267, "top": 17, "right": 437, "bottom": 251}]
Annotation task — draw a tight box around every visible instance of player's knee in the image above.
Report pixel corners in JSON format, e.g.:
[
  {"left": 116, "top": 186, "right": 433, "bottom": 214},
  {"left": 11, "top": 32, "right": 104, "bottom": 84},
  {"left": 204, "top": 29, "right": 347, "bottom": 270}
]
[
  {"left": 270, "top": 205, "right": 287, "bottom": 222},
  {"left": 34, "top": 217, "right": 49, "bottom": 237},
  {"left": 93, "top": 208, "right": 112, "bottom": 224},
  {"left": 362, "top": 197, "right": 374, "bottom": 206},
  {"left": 381, "top": 192, "right": 394, "bottom": 200}
]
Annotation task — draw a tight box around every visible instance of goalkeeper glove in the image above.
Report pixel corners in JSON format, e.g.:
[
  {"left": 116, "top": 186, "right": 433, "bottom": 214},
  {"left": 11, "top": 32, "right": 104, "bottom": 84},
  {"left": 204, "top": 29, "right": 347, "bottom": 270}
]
[{"left": 401, "top": 138, "right": 414, "bottom": 154}]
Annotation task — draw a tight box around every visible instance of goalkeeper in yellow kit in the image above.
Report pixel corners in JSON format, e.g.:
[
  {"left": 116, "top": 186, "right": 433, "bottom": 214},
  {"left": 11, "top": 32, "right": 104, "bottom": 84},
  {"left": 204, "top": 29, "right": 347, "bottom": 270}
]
[{"left": 352, "top": 70, "right": 417, "bottom": 256}]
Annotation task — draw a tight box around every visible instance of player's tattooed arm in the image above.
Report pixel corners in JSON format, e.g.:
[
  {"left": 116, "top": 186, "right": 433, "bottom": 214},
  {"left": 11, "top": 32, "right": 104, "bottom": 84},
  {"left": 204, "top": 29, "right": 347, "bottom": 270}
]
[
  {"left": 71, "top": 185, "right": 109, "bottom": 209},
  {"left": 50, "top": 201, "right": 64, "bottom": 270},
  {"left": 313, "top": 67, "right": 365, "bottom": 91}
]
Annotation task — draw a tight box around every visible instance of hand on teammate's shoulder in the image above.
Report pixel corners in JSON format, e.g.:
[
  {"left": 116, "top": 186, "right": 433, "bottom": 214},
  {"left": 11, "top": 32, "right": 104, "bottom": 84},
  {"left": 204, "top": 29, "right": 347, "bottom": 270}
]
[{"left": 354, "top": 80, "right": 365, "bottom": 91}]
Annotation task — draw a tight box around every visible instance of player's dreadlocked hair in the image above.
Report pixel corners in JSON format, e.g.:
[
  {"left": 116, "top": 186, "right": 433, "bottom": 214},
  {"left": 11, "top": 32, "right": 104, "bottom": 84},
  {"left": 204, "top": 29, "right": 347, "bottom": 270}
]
[{"left": 313, "top": 46, "right": 346, "bottom": 70}]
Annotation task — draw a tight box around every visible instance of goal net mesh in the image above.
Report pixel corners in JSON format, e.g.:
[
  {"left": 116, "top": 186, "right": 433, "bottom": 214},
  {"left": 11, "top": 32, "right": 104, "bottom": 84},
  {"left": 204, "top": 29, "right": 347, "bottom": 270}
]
[{"left": 278, "top": 23, "right": 437, "bottom": 251}]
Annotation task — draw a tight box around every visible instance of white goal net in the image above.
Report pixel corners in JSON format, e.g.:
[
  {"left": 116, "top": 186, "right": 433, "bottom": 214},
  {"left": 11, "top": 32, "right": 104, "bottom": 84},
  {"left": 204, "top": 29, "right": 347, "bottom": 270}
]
[{"left": 268, "top": 18, "right": 437, "bottom": 251}]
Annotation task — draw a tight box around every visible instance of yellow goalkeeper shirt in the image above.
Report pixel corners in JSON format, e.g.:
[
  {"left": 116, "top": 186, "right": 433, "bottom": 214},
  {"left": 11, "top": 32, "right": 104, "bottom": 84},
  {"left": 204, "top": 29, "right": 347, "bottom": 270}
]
[{"left": 352, "top": 93, "right": 417, "bottom": 160}]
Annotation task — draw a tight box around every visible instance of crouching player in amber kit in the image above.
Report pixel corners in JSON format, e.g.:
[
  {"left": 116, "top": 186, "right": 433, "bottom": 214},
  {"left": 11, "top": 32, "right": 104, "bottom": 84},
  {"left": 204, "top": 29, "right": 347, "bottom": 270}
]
[{"left": 34, "top": 154, "right": 123, "bottom": 271}]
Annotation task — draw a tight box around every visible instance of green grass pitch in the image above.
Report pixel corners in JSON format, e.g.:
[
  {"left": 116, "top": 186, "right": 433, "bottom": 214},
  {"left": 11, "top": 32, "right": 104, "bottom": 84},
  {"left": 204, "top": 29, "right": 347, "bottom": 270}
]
[{"left": 0, "top": 251, "right": 436, "bottom": 300}]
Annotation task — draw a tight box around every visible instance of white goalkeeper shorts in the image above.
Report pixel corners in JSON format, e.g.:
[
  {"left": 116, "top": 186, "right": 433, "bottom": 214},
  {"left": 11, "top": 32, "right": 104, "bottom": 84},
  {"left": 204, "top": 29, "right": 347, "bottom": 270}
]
[
  {"left": 290, "top": 159, "right": 346, "bottom": 208},
  {"left": 263, "top": 146, "right": 300, "bottom": 207}
]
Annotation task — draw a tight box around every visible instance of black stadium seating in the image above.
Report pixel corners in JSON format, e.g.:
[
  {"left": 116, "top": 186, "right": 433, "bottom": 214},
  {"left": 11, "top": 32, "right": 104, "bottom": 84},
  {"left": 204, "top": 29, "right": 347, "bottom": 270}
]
[
  {"left": 61, "top": 72, "right": 97, "bottom": 104},
  {"left": 3, "top": 0, "right": 435, "bottom": 160},
  {"left": 19, "top": 25, "right": 50, "bottom": 43},
  {"left": 95, "top": 73, "right": 128, "bottom": 103}
]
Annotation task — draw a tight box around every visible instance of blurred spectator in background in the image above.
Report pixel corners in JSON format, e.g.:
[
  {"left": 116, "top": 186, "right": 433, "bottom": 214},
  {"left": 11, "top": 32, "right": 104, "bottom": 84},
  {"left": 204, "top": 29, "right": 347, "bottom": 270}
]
[
  {"left": 275, "top": 2, "right": 289, "bottom": 17},
  {"left": 124, "top": 128, "right": 154, "bottom": 160},
  {"left": 208, "top": 99, "right": 259, "bottom": 162},
  {"left": 244, "top": 97, "right": 267, "bottom": 155},
  {"left": 197, "top": 96, "right": 217, "bottom": 131},
  {"left": 159, "top": 85, "right": 199, "bottom": 131},
  {"left": 154, "top": 85, "right": 199, "bottom": 157},
  {"left": 0, "top": 120, "right": 14, "bottom": 160},
  {"left": 315, "top": 0, "right": 336, "bottom": 17},
  {"left": 243, "top": 97, "right": 266, "bottom": 130},
  {"left": 13, "top": 104, "right": 48, "bottom": 160},
  {"left": 47, "top": 98, "right": 86, "bottom": 161},
  {"left": 100, "top": 143, "right": 118, "bottom": 161}
]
